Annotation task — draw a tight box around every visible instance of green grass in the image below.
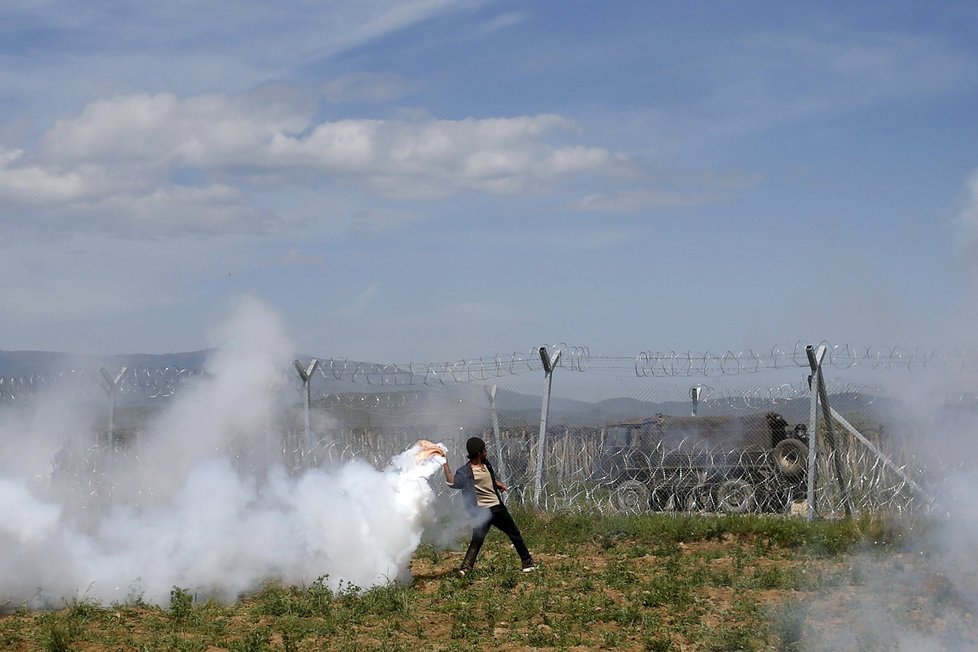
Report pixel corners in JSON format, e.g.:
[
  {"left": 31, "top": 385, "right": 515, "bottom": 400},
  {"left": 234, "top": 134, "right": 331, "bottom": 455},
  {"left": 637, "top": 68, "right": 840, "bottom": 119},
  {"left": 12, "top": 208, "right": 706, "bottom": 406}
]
[{"left": 0, "top": 510, "right": 934, "bottom": 651}]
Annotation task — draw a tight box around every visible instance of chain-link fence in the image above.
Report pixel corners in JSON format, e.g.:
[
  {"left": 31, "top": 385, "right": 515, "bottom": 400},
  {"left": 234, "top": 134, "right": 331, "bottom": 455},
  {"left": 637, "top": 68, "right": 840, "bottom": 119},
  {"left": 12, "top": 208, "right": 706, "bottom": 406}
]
[{"left": 3, "top": 342, "right": 971, "bottom": 518}]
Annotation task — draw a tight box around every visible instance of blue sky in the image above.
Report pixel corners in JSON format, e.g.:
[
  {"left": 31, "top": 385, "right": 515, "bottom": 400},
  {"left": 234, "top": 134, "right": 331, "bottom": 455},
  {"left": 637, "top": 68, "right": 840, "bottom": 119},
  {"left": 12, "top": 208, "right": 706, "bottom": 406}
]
[{"left": 2, "top": 1, "right": 978, "bottom": 363}]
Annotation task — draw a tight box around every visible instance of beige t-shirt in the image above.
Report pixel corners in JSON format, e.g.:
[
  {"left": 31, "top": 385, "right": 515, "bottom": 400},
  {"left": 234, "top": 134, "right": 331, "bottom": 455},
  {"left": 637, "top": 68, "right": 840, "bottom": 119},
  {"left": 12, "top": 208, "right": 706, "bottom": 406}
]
[{"left": 472, "top": 464, "right": 500, "bottom": 508}]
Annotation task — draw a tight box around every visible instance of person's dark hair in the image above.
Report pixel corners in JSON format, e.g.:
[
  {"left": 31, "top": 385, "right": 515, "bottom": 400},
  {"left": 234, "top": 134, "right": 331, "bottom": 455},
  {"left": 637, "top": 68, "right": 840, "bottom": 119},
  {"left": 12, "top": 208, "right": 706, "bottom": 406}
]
[{"left": 466, "top": 436, "right": 486, "bottom": 460}]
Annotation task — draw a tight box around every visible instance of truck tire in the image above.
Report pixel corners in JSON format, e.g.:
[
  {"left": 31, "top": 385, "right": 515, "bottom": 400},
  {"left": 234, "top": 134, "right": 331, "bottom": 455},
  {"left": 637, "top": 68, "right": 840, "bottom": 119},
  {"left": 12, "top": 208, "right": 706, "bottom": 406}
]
[
  {"left": 773, "top": 438, "right": 808, "bottom": 478},
  {"left": 612, "top": 480, "right": 650, "bottom": 514},
  {"left": 716, "top": 478, "right": 755, "bottom": 514}
]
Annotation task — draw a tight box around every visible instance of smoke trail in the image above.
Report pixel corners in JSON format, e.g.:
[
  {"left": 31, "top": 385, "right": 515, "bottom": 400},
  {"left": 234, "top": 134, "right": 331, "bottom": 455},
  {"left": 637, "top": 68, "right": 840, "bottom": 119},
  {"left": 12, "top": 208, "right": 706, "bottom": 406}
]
[{"left": 0, "top": 296, "right": 447, "bottom": 608}]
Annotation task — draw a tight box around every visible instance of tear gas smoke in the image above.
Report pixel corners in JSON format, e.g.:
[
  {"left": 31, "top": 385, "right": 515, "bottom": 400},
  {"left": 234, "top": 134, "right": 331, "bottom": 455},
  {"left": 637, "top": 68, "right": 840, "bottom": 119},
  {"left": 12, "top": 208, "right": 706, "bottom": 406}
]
[
  {"left": 795, "top": 371, "right": 978, "bottom": 650},
  {"left": 0, "top": 296, "right": 449, "bottom": 608}
]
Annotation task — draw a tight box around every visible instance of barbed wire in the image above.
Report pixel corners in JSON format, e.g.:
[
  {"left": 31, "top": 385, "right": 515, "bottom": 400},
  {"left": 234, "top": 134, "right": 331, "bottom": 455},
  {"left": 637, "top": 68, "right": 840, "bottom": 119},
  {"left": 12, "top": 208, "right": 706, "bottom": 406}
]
[
  {"left": 7, "top": 341, "right": 978, "bottom": 403},
  {"left": 0, "top": 367, "right": 205, "bottom": 401},
  {"left": 311, "top": 344, "right": 591, "bottom": 386},
  {"left": 632, "top": 341, "right": 978, "bottom": 377}
]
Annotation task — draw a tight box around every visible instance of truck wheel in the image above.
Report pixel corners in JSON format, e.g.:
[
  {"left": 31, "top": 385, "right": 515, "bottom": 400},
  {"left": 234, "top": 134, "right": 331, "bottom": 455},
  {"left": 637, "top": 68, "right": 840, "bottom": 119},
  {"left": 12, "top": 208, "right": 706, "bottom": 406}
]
[
  {"left": 716, "top": 478, "right": 755, "bottom": 513},
  {"left": 773, "top": 438, "right": 808, "bottom": 478},
  {"left": 612, "top": 480, "right": 650, "bottom": 514}
]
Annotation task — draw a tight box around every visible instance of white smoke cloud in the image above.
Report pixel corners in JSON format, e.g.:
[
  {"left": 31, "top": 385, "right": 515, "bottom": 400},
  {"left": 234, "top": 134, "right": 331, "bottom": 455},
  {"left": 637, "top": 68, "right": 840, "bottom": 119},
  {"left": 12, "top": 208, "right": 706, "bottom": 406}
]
[
  {"left": 791, "top": 340, "right": 978, "bottom": 647},
  {"left": 0, "top": 296, "right": 450, "bottom": 608}
]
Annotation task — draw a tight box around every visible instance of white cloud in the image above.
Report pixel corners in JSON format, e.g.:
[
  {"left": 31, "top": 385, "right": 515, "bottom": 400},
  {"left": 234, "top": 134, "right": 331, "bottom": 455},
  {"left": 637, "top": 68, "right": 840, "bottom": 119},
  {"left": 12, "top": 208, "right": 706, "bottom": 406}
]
[
  {"left": 43, "top": 93, "right": 307, "bottom": 167},
  {"left": 0, "top": 148, "right": 102, "bottom": 203},
  {"left": 0, "top": 93, "right": 622, "bottom": 237}
]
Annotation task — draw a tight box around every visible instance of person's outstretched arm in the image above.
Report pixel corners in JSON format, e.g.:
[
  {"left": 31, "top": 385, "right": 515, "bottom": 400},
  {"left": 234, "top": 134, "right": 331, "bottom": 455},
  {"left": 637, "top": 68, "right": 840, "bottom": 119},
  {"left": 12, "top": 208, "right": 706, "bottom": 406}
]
[{"left": 443, "top": 461, "right": 454, "bottom": 485}]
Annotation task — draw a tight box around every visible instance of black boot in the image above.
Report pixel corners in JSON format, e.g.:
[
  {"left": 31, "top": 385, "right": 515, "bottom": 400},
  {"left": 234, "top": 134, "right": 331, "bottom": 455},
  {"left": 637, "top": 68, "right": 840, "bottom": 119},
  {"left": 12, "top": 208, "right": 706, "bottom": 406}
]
[{"left": 459, "top": 546, "right": 479, "bottom": 576}]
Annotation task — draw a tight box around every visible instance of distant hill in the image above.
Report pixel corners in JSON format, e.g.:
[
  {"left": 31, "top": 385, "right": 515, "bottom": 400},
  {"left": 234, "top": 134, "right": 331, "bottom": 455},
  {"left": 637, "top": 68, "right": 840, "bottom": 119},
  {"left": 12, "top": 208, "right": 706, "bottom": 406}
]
[{"left": 0, "top": 349, "right": 212, "bottom": 377}]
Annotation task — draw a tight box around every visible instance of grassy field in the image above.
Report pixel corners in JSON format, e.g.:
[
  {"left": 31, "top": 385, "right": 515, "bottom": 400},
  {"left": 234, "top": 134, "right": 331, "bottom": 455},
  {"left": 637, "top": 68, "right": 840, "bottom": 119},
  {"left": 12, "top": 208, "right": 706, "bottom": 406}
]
[{"left": 0, "top": 509, "right": 966, "bottom": 651}]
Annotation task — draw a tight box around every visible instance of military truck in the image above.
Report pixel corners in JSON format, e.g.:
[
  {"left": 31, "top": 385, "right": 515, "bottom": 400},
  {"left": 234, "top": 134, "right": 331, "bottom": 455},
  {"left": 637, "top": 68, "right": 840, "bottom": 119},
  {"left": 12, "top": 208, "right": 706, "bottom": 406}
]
[{"left": 594, "top": 411, "right": 809, "bottom": 514}]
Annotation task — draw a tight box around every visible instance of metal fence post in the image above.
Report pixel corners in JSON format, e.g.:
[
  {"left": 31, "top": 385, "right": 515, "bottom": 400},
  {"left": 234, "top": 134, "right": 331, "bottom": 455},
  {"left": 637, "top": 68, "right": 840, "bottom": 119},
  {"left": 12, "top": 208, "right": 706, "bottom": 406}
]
[
  {"left": 533, "top": 347, "right": 560, "bottom": 510},
  {"left": 806, "top": 345, "right": 852, "bottom": 517},
  {"left": 100, "top": 366, "right": 128, "bottom": 451},
  {"left": 486, "top": 384, "right": 508, "bottom": 482},
  {"left": 806, "top": 352, "right": 821, "bottom": 521},
  {"left": 293, "top": 359, "right": 320, "bottom": 465}
]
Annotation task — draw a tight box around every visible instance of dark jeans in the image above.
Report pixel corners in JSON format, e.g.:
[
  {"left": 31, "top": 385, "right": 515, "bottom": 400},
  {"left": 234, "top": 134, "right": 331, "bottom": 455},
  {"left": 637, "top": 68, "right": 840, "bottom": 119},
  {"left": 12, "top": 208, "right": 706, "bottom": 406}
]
[{"left": 461, "top": 504, "right": 532, "bottom": 569}]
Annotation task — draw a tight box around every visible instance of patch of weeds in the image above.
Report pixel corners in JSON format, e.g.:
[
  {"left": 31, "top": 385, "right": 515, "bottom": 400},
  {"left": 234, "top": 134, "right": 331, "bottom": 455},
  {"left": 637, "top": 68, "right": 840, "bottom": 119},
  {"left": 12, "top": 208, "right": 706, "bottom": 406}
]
[
  {"left": 578, "top": 575, "right": 596, "bottom": 592},
  {"left": 852, "top": 513, "right": 917, "bottom": 550},
  {"left": 449, "top": 600, "right": 478, "bottom": 641},
  {"left": 281, "top": 629, "right": 299, "bottom": 652},
  {"left": 335, "top": 580, "right": 368, "bottom": 625},
  {"left": 752, "top": 516, "right": 808, "bottom": 549},
  {"left": 642, "top": 572, "right": 693, "bottom": 610},
  {"left": 672, "top": 603, "right": 706, "bottom": 639},
  {"left": 0, "top": 616, "right": 25, "bottom": 648},
  {"left": 522, "top": 510, "right": 599, "bottom": 549},
  {"left": 229, "top": 625, "right": 271, "bottom": 652},
  {"left": 482, "top": 592, "right": 505, "bottom": 629},
  {"left": 564, "top": 594, "right": 606, "bottom": 626},
  {"left": 527, "top": 624, "right": 560, "bottom": 647},
  {"left": 65, "top": 597, "right": 104, "bottom": 623},
  {"left": 610, "top": 601, "right": 642, "bottom": 627},
  {"left": 305, "top": 575, "right": 335, "bottom": 617},
  {"left": 361, "top": 582, "right": 412, "bottom": 616},
  {"left": 710, "top": 567, "right": 734, "bottom": 587},
  {"left": 808, "top": 565, "right": 848, "bottom": 591},
  {"left": 653, "top": 540, "right": 681, "bottom": 557},
  {"left": 806, "top": 520, "right": 861, "bottom": 556},
  {"left": 255, "top": 584, "right": 292, "bottom": 617},
  {"left": 595, "top": 530, "right": 628, "bottom": 551},
  {"left": 749, "top": 564, "right": 799, "bottom": 590},
  {"left": 604, "top": 558, "right": 638, "bottom": 589},
  {"left": 487, "top": 561, "right": 520, "bottom": 592},
  {"left": 703, "top": 596, "right": 768, "bottom": 651},
  {"left": 257, "top": 575, "right": 335, "bottom": 619},
  {"left": 274, "top": 614, "right": 318, "bottom": 645},
  {"left": 705, "top": 624, "right": 764, "bottom": 651},
  {"left": 436, "top": 570, "right": 476, "bottom": 602},
  {"left": 643, "top": 558, "right": 695, "bottom": 610},
  {"left": 42, "top": 615, "right": 79, "bottom": 652},
  {"left": 168, "top": 586, "right": 198, "bottom": 625},
  {"left": 513, "top": 586, "right": 550, "bottom": 617},
  {"left": 643, "top": 633, "right": 677, "bottom": 652},
  {"left": 599, "top": 627, "right": 625, "bottom": 649},
  {"left": 165, "top": 632, "right": 208, "bottom": 652}
]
